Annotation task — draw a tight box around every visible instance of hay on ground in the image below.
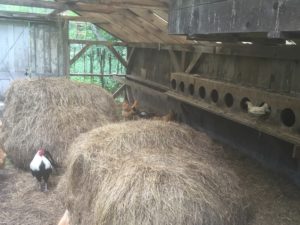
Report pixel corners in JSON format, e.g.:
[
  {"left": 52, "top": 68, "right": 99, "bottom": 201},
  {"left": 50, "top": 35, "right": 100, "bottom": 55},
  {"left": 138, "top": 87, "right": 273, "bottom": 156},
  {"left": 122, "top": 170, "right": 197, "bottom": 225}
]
[
  {"left": 0, "top": 77, "right": 117, "bottom": 169},
  {"left": 0, "top": 165, "right": 64, "bottom": 225},
  {"left": 58, "top": 120, "right": 249, "bottom": 225}
]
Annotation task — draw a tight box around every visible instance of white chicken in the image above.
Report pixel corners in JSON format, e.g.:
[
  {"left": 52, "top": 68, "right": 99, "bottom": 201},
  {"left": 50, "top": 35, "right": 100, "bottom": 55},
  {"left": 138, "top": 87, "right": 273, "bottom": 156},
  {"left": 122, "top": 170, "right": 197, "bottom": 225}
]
[
  {"left": 30, "top": 149, "right": 56, "bottom": 192},
  {"left": 246, "top": 101, "right": 271, "bottom": 116}
]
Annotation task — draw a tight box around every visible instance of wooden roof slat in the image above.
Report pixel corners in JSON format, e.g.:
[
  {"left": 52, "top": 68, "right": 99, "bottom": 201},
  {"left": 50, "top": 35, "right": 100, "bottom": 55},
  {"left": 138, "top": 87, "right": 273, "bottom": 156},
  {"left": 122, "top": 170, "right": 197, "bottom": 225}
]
[
  {"left": 0, "top": 0, "right": 166, "bottom": 12},
  {"left": 131, "top": 9, "right": 189, "bottom": 44},
  {"left": 108, "top": 11, "right": 166, "bottom": 43},
  {"left": 0, "top": 0, "right": 193, "bottom": 45},
  {"left": 95, "top": 13, "right": 153, "bottom": 42},
  {"left": 77, "top": 0, "right": 169, "bottom": 9},
  {"left": 123, "top": 9, "right": 181, "bottom": 44},
  {"left": 152, "top": 9, "right": 168, "bottom": 21},
  {"left": 78, "top": 12, "right": 142, "bottom": 42}
]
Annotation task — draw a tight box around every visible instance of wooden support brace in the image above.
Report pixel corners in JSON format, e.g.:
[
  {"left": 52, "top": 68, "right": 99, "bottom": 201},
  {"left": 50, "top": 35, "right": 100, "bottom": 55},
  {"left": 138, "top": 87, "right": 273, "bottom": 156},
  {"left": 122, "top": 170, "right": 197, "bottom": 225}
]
[
  {"left": 168, "top": 50, "right": 181, "bottom": 72},
  {"left": 185, "top": 52, "right": 203, "bottom": 73},
  {"left": 113, "top": 84, "right": 126, "bottom": 98},
  {"left": 181, "top": 51, "right": 186, "bottom": 72},
  {"left": 48, "top": 8, "right": 66, "bottom": 17},
  {"left": 125, "top": 85, "right": 134, "bottom": 103},
  {"left": 127, "top": 47, "right": 136, "bottom": 65},
  {"left": 70, "top": 44, "right": 91, "bottom": 65},
  {"left": 127, "top": 47, "right": 136, "bottom": 70},
  {"left": 62, "top": 20, "right": 70, "bottom": 76},
  {"left": 107, "top": 45, "right": 128, "bottom": 68}
]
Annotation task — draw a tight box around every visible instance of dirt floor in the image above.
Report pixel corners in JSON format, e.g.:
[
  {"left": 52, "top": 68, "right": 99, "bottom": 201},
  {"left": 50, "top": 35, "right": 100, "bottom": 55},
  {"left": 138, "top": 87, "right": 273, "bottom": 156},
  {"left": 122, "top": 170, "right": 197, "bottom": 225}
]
[
  {"left": 0, "top": 142, "right": 300, "bottom": 225},
  {"left": 221, "top": 144, "right": 300, "bottom": 225}
]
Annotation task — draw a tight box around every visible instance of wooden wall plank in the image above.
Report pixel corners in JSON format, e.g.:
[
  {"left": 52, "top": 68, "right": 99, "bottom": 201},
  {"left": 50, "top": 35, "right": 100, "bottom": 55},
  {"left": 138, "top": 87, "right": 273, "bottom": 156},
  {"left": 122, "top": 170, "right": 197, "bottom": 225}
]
[{"left": 169, "top": 0, "right": 300, "bottom": 38}]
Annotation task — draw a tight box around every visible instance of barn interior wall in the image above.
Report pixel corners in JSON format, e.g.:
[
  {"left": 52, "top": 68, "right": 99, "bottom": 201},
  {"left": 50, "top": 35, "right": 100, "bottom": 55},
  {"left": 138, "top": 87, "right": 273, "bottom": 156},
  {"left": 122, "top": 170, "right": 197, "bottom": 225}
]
[
  {"left": 129, "top": 47, "right": 300, "bottom": 179},
  {"left": 130, "top": 48, "right": 300, "bottom": 96},
  {"left": 0, "top": 20, "right": 64, "bottom": 97},
  {"left": 195, "top": 55, "right": 300, "bottom": 96},
  {"left": 130, "top": 48, "right": 173, "bottom": 87}
]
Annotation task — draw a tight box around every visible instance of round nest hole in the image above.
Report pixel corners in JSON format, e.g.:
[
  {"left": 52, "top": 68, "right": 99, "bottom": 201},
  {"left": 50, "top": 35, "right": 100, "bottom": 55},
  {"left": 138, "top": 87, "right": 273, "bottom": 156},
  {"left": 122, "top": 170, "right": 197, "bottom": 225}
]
[
  {"left": 179, "top": 82, "right": 185, "bottom": 93},
  {"left": 240, "top": 97, "right": 250, "bottom": 112},
  {"left": 224, "top": 93, "right": 234, "bottom": 108},
  {"left": 199, "top": 86, "right": 206, "bottom": 99},
  {"left": 171, "top": 79, "right": 177, "bottom": 90},
  {"left": 210, "top": 89, "right": 219, "bottom": 103},
  {"left": 188, "top": 84, "right": 195, "bottom": 96},
  {"left": 281, "top": 108, "right": 296, "bottom": 127}
]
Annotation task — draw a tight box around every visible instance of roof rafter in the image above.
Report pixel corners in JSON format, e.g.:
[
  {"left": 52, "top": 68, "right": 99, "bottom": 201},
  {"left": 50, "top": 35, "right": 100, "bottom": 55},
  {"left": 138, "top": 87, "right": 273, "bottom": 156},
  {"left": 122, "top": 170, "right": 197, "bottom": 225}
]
[{"left": 0, "top": 0, "right": 167, "bottom": 12}]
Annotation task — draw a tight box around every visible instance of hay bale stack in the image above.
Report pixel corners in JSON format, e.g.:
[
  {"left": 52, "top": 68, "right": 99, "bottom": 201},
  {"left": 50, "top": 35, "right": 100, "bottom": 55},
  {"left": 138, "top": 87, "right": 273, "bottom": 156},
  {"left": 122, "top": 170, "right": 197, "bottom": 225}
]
[
  {"left": 1, "top": 78, "right": 117, "bottom": 169},
  {"left": 58, "top": 120, "right": 249, "bottom": 225}
]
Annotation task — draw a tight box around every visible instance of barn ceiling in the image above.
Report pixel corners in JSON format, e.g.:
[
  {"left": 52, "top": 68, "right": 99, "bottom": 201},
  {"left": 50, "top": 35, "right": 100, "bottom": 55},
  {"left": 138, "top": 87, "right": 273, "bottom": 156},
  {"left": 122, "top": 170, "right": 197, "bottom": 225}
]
[{"left": 0, "top": 0, "right": 192, "bottom": 44}]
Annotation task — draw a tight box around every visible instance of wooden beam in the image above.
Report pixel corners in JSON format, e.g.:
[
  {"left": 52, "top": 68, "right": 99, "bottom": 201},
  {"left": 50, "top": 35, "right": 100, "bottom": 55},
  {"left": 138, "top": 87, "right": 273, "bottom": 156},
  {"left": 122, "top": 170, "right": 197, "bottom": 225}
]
[
  {"left": 75, "top": 0, "right": 168, "bottom": 10},
  {"left": 0, "top": 0, "right": 65, "bottom": 10},
  {"left": 69, "top": 39, "right": 195, "bottom": 51},
  {"left": 185, "top": 52, "right": 203, "bottom": 73},
  {"left": 70, "top": 73, "right": 126, "bottom": 77},
  {"left": 62, "top": 16, "right": 110, "bottom": 23},
  {"left": 107, "top": 45, "right": 128, "bottom": 68},
  {"left": 62, "top": 20, "right": 70, "bottom": 76},
  {"left": 126, "top": 74, "right": 169, "bottom": 92},
  {"left": 168, "top": 50, "right": 181, "bottom": 72},
  {"left": 0, "top": 10, "right": 58, "bottom": 22},
  {"left": 181, "top": 51, "right": 186, "bottom": 72},
  {"left": 48, "top": 8, "right": 66, "bottom": 17},
  {"left": 70, "top": 44, "right": 91, "bottom": 65},
  {"left": 166, "top": 90, "right": 300, "bottom": 146},
  {"left": 0, "top": 10, "right": 111, "bottom": 23},
  {"left": 0, "top": 0, "right": 168, "bottom": 12},
  {"left": 127, "top": 47, "right": 136, "bottom": 68},
  {"left": 69, "top": 39, "right": 300, "bottom": 61}
]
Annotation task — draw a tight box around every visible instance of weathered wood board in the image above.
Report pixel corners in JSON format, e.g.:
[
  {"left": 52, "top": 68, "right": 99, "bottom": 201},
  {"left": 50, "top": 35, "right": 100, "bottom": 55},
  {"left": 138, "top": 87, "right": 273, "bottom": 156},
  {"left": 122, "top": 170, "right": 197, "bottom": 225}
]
[
  {"left": 169, "top": 0, "right": 300, "bottom": 38},
  {"left": 0, "top": 20, "right": 64, "bottom": 96}
]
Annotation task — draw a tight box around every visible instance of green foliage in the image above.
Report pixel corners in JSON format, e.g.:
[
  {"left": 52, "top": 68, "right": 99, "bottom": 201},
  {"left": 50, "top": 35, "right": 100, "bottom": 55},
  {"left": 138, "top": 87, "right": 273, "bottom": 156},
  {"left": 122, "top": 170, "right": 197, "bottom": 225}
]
[
  {"left": 69, "top": 21, "right": 118, "bottom": 41},
  {"left": 0, "top": 4, "right": 53, "bottom": 14},
  {"left": 0, "top": 4, "right": 125, "bottom": 94},
  {"left": 70, "top": 76, "right": 121, "bottom": 94},
  {"left": 69, "top": 21, "right": 127, "bottom": 94}
]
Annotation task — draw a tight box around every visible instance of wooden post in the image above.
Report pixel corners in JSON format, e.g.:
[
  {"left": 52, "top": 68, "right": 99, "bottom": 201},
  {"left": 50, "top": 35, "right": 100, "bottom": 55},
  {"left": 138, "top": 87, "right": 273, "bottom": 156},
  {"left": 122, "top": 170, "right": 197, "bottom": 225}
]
[
  {"left": 62, "top": 19, "right": 70, "bottom": 77},
  {"left": 90, "top": 49, "right": 94, "bottom": 83},
  {"left": 70, "top": 44, "right": 91, "bottom": 65},
  {"left": 99, "top": 49, "right": 104, "bottom": 87},
  {"left": 168, "top": 50, "right": 181, "bottom": 72}
]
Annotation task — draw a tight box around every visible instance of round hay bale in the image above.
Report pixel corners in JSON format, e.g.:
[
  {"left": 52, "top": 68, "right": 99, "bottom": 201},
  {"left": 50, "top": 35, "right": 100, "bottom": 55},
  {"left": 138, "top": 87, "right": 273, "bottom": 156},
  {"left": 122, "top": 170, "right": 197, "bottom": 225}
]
[
  {"left": 58, "top": 120, "right": 249, "bottom": 225},
  {"left": 1, "top": 78, "right": 117, "bottom": 169}
]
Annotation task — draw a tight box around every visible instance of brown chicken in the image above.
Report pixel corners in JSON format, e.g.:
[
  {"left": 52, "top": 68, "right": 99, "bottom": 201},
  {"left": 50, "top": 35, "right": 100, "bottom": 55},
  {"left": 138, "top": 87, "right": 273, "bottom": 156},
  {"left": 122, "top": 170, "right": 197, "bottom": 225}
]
[
  {"left": 122, "top": 100, "right": 138, "bottom": 120},
  {"left": 152, "top": 110, "right": 176, "bottom": 122}
]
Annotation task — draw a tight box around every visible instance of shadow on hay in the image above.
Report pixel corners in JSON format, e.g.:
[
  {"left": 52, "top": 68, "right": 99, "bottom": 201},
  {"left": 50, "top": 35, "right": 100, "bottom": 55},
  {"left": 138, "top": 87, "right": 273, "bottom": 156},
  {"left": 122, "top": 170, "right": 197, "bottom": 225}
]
[
  {"left": 0, "top": 78, "right": 118, "bottom": 170},
  {"left": 58, "top": 120, "right": 250, "bottom": 225}
]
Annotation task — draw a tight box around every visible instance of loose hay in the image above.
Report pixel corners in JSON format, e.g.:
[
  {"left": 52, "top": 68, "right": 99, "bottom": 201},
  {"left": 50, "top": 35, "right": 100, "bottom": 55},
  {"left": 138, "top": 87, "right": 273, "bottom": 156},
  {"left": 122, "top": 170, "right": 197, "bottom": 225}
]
[
  {"left": 58, "top": 120, "right": 249, "bottom": 225},
  {"left": 0, "top": 166, "right": 64, "bottom": 225},
  {"left": 0, "top": 78, "right": 117, "bottom": 169}
]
